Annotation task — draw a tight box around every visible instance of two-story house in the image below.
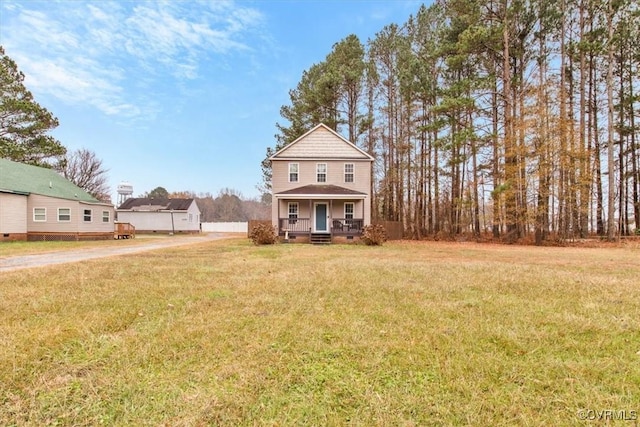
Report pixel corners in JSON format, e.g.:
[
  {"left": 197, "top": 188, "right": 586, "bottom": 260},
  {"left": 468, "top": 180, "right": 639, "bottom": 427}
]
[{"left": 270, "top": 123, "right": 374, "bottom": 244}]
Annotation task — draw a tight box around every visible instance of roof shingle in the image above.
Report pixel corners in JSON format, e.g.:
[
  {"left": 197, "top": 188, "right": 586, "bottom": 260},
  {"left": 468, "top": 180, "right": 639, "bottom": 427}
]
[{"left": 117, "top": 198, "right": 195, "bottom": 211}]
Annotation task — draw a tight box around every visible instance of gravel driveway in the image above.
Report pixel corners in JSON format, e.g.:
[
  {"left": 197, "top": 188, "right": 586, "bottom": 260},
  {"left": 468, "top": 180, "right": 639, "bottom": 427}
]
[{"left": 0, "top": 233, "right": 232, "bottom": 273}]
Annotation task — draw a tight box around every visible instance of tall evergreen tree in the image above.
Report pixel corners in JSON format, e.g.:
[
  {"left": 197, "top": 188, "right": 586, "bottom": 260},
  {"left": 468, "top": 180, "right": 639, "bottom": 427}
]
[{"left": 0, "top": 46, "right": 66, "bottom": 166}]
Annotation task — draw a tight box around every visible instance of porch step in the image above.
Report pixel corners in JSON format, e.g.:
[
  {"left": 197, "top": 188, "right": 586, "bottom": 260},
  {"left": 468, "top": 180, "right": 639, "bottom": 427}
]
[{"left": 310, "top": 233, "right": 331, "bottom": 245}]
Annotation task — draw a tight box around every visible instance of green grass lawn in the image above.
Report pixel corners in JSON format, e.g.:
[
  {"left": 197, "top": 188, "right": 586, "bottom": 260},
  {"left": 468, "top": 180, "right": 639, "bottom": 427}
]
[{"left": 1, "top": 238, "right": 638, "bottom": 426}]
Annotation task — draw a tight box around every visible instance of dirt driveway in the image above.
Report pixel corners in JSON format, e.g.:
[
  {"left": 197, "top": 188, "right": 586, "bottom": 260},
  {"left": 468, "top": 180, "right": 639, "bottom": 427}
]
[{"left": 0, "top": 233, "right": 233, "bottom": 273}]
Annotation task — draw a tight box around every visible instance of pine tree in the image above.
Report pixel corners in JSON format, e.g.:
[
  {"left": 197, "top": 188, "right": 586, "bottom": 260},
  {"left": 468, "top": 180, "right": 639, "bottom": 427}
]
[{"left": 0, "top": 46, "right": 66, "bottom": 166}]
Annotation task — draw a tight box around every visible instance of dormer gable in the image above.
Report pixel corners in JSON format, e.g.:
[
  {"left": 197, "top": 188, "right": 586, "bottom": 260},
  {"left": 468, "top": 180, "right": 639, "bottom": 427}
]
[{"left": 269, "top": 123, "right": 374, "bottom": 161}]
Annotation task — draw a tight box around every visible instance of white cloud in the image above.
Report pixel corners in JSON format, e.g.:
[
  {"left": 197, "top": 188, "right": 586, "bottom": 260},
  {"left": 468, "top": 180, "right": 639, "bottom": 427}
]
[{"left": 1, "top": 1, "right": 265, "bottom": 120}]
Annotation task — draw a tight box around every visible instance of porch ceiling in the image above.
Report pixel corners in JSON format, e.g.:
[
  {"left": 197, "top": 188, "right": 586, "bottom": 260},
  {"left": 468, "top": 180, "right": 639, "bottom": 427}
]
[{"left": 274, "top": 184, "right": 367, "bottom": 199}]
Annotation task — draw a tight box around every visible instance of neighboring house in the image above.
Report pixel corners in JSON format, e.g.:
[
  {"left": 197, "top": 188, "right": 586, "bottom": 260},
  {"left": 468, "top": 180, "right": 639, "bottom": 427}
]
[
  {"left": 116, "top": 198, "right": 201, "bottom": 234},
  {"left": 0, "top": 158, "right": 115, "bottom": 242},
  {"left": 269, "top": 123, "right": 374, "bottom": 243}
]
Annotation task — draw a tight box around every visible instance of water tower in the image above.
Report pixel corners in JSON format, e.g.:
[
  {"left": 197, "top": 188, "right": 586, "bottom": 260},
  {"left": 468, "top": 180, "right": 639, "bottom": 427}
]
[{"left": 117, "top": 181, "right": 134, "bottom": 206}]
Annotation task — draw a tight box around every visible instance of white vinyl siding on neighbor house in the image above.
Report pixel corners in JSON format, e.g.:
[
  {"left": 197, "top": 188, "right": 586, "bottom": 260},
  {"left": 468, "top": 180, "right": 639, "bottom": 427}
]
[
  {"left": 344, "top": 163, "right": 354, "bottom": 183},
  {"left": 116, "top": 200, "right": 200, "bottom": 233},
  {"left": 25, "top": 195, "right": 114, "bottom": 234},
  {"left": 0, "top": 193, "right": 28, "bottom": 234},
  {"left": 289, "top": 163, "right": 299, "bottom": 182},
  {"left": 316, "top": 163, "right": 327, "bottom": 182},
  {"left": 33, "top": 207, "right": 46, "bottom": 222},
  {"left": 58, "top": 208, "right": 71, "bottom": 222}
]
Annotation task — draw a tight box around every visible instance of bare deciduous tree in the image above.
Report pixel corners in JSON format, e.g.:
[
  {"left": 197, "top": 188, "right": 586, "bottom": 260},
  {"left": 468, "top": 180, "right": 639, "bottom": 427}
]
[{"left": 57, "top": 148, "right": 111, "bottom": 203}]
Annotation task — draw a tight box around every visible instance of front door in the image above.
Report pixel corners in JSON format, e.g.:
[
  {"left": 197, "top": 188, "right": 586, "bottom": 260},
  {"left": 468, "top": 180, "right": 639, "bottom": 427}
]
[{"left": 314, "top": 203, "right": 328, "bottom": 232}]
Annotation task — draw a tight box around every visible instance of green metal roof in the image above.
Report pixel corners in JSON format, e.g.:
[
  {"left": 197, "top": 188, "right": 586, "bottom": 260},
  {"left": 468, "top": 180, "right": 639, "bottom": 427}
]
[{"left": 0, "top": 158, "right": 99, "bottom": 203}]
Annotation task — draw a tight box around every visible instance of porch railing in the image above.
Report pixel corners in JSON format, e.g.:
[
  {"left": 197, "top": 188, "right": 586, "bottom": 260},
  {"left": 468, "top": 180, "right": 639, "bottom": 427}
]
[
  {"left": 279, "top": 218, "right": 311, "bottom": 233},
  {"left": 277, "top": 218, "right": 364, "bottom": 235},
  {"left": 331, "top": 218, "right": 364, "bottom": 234}
]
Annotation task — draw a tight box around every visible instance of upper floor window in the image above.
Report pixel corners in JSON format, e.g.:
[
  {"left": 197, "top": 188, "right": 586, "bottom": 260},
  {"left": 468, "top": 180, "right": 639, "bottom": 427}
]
[
  {"left": 33, "top": 208, "right": 46, "bottom": 222},
  {"left": 58, "top": 208, "right": 71, "bottom": 222},
  {"left": 344, "top": 163, "right": 354, "bottom": 183},
  {"left": 83, "top": 209, "right": 92, "bottom": 222},
  {"left": 102, "top": 211, "right": 110, "bottom": 223},
  {"left": 289, "top": 163, "right": 299, "bottom": 182},
  {"left": 345, "top": 202, "right": 354, "bottom": 219},
  {"left": 317, "top": 163, "right": 327, "bottom": 183}
]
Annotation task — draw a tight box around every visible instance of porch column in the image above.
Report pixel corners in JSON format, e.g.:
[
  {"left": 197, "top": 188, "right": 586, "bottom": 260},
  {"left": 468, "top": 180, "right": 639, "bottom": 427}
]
[
  {"left": 308, "top": 199, "right": 312, "bottom": 235},
  {"left": 330, "top": 200, "right": 333, "bottom": 235}
]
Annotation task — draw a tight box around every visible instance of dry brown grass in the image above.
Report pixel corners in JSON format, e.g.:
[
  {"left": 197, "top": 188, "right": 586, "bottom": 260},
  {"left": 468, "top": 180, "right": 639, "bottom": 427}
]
[
  {"left": 0, "top": 234, "right": 189, "bottom": 258},
  {"left": 1, "top": 238, "right": 638, "bottom": 426}
]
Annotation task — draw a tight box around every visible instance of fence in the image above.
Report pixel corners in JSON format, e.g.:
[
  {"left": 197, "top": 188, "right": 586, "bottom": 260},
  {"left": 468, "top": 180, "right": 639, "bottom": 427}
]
[{"left": 373, "top": 221, "right": 404, "bottom": 240}]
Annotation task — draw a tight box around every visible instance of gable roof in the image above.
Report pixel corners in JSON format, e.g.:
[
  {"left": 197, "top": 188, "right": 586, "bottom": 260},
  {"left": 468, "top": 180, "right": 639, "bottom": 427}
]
[
  {"left": 117, "top": 197, "right": 197, "bottom": 211},
  {"left": 269, "top": 123, "right": 374, "bottom": 161},
  {"left": 0, "top": 158, "right": 100, "bottom": 203}
]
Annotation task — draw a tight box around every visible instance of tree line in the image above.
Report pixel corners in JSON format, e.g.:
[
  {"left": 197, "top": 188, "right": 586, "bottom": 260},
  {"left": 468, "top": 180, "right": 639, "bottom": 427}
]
[
  {"left": 143, "top": 187, "right": 270, "bottom": 222},
  {"left": 265, "top": 0, "right": 639, "bottom": 242}
]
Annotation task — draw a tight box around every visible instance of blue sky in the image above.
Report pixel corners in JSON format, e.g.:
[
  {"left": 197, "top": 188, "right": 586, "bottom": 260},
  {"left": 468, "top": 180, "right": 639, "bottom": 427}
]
[{"left": 1, "top": 0, "right": 423, "bottom": 202}]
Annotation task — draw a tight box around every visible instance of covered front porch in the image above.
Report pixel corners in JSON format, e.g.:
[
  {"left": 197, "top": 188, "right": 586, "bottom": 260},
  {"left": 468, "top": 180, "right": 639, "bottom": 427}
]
[{"left": 273, "top": 185, "right": 369, "bottom": 244}]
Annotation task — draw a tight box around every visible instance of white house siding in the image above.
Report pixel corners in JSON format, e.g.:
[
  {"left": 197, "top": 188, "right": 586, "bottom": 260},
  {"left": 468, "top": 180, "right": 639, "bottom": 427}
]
[
  {"left": 77, "top": 202, "right": 115, "bottom": 233},
  {"left": 117, "top": 201, "right": 200, "bottom": 233},
  {"left": 274, "top": 199, "right": 369, "bottom": 225},
  {"left": 271, "top": 158, "right": 372, "bottom": 228},
  {"left": 184, "top": 202, "right": 201, "bottom": 232},
  {"left": 329, "top": 200, "right": 366, "bottom": 220},
  {"left": 0, "top": 193, "right": 28, "bottom": 234},
  {"left": 117, "top": 211, "right": 172, "bottom": 232},
  {"left": 271, "top": 160, "right": 371, "bottom": 194},
  {"left": 27, "top": 194, "right": 81, "bottom": 232},
  {"left": 26, "top": 194, "right": 113, "bottom": 234},
  {"left": 277, "top": 126, "right": 366, "bottom": 158}
]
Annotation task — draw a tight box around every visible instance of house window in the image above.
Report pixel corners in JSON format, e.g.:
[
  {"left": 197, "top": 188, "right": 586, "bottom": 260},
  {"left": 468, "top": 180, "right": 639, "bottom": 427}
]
[
  {"left": 288, "top": 202, "right": 298, "bottom": 224},
  {"left": 289, "top": 163, "right": 299, "bottom": 182},
  {"left": 102, "top": 211, "right": 110, "bottom": 223},
  {"left": 58, "top": 208, "right": 71, "bottom": 222},
  {"left": 345, "top": 202, "right": 354, "bottom": 219},
  {"left": 83, "top": 209, "right": 92, "bottom": 222},
  {"left": 317, "top": 163, "right": 327, "bottom": 183},
  {"left": 344, "top": 163, "right": 354, "bottom": 183},
  {"left": 33, "top": 208, "right": 46, "bottom": 222},
  {"left": 189, "top": 213, "right": 193, "bottom": 223}
]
